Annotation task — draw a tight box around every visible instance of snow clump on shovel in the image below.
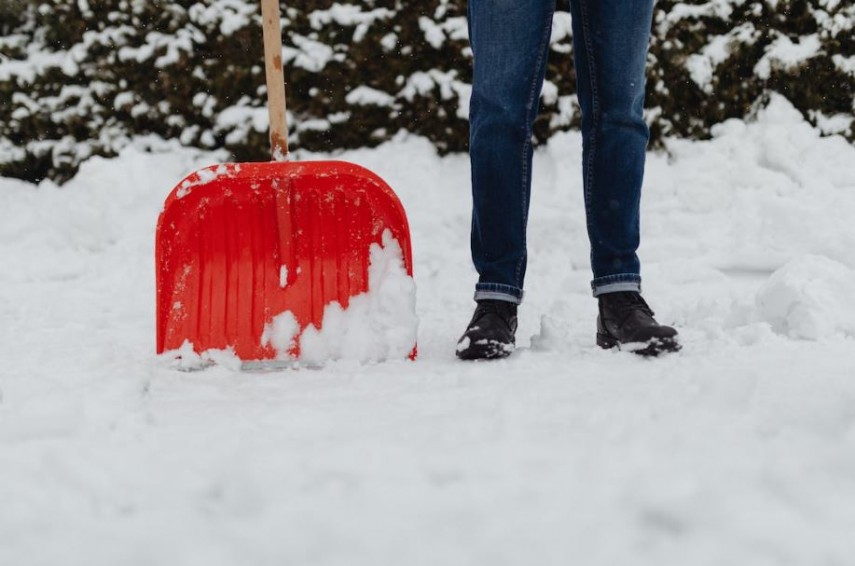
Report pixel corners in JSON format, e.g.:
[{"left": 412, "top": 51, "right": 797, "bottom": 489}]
[{"left": 265, "top": 230, "right": 418, "bottom": 365}]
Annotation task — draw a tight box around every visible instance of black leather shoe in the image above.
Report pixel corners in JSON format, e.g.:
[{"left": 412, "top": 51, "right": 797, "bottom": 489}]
[
  {"left": 456, "top": 300, "right": 518, "bottom": 360},
  {"left": 597, "top": 292, "right": 680, "bottom": 356}
]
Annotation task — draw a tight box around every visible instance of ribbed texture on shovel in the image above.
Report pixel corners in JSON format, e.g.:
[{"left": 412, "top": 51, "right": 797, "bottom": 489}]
[{"left": 156, "top": 161, "right": 413, "bottom": 360}]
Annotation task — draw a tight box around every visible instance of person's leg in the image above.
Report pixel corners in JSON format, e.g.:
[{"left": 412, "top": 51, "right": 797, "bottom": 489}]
[
  {"left": 570, "top": 0, "right": 678, "bottom": 355},
  {"left": 568, "top": 0, "right": 654, "bottom": 296},
  {"left": 467, "top": 0, "right": 556, "bottom": 305},
  {"left": 457, "top": 0, "right": 555, "bottom": 360}
]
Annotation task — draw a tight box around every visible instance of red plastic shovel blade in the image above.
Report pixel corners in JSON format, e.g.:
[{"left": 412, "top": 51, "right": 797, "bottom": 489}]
[{"left": 156, "top": 160, "right": 414, "bottom": 361}]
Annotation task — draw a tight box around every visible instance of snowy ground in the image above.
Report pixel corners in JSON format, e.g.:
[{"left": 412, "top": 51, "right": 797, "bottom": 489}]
[{"left": 1, "top": 96, "right": 855, "bottom": 565}]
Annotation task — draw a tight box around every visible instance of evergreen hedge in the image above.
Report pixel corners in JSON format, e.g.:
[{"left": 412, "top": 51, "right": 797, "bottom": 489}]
[{"left": 0, "top": 0, "right": 853, "bottom": 184}]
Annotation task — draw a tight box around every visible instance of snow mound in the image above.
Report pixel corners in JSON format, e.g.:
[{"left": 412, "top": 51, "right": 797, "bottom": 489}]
[
  {"left": 261, "top": 311, "right": 300, "bottom": 359},
  {"left": 755, "top": 255, "right": 855, "bottom": 340},
  {"left": 160, "top": 340, "right": 243, "bottom": 371},
  {"left": 270, "top": 230, "right": 418, "bottom": 365}
]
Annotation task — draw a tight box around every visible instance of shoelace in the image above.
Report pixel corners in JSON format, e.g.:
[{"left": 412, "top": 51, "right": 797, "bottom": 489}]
[
  {"left": 473, "top": 301, "right": 517, "bottom": 326},
  {"left": 609, "top": 292, "right": 655, "bottom": 318}
]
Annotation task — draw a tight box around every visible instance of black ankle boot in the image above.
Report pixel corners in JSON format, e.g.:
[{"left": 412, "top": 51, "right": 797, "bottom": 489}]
[
  {"left": 597, "top": 292, "right": 680, "bottom": 356},
  {"left": 456, "top": 300, "right": 518, "bottom": 360}
]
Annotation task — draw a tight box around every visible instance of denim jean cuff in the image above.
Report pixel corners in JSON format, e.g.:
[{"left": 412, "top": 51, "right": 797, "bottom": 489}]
[
  {"left": 591, "top": 274, "right": 642, "bottom": 297},
  {"left": 474, "top": 282, "right": 524, "bottom": 305}
]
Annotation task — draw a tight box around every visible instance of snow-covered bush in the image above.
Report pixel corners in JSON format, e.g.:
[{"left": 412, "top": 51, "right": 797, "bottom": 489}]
[
  {"left": 647, "top": 0, "right": 855, "bottom": 143},
  {"left": 1, "top": 0, "right": 853, "bottom": 184}
]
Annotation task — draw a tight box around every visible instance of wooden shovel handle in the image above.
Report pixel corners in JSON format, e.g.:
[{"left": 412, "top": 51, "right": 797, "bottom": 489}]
[{"left": 261, "top": 0, "right": 288, "bottom": 160}]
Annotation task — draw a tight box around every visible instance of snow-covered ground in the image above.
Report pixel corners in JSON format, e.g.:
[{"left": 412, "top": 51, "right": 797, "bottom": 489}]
[{"left": 1, "top": 95, "right": 854, "bottom": 565}]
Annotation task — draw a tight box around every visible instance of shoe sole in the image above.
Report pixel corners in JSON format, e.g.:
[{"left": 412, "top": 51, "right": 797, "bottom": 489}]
[
  {"left": 596, "top": 333, "right": 681, "bottom": 357},
  {"left": 456, "top": 339, "right": 515, "bottom": 361}
]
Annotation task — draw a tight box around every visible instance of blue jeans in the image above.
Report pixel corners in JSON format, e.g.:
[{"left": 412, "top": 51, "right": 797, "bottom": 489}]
[{"left": 468, "top": 0, "right": 654, "bottom": 303}]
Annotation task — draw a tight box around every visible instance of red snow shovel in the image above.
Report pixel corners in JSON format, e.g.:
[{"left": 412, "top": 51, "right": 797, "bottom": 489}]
[{"left": 156, "top": 0, "right": 414, "bottom": 362}]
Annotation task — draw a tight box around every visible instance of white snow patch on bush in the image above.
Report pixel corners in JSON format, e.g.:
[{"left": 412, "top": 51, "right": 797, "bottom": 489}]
[
  {"left": 399, "top": 70, "right": 470, "bottom": 119},
  {"left": 810, "top": 110, "right": 854, "bottom": 137},
  {"left": 550, "top": 12, "right": 573, "bottom": 48},
  {"left": 308, "top": 5, "right": 394, "bottom": 30},
  {"left": 282, "top": 35, "right": 339, "bottom": 72},
  {"left": 659, "top": 0, "right": 737, "bottom": 30},
  {"left": 216, "top": 105, "right": 268, "bottom": 134},
  {"left": 755, "top": 33, "right": 822, "bottom": 80},
  {"left": 832, "top": 53, "right": 855, "bottom": 77},
  {"left": 187, "top": 0, "right": 258, "bottom": 37},
  {"left": 686, "top": 23, "right": 757, "bottom": 93},
  {"left": 215, "top": 104, "right": 269, "bottom": 145},
  {"left": 419, "top": 16, "right": 446, "bottom": 49},
  {"left": 755, "top": 255, "right": 855, "bottom": 340},
  {"left": 0, "top": 50, "right": 72, "bottom": 83},
  {"left": 345, "top": 86, "right": 396, "bottom": 107}
]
